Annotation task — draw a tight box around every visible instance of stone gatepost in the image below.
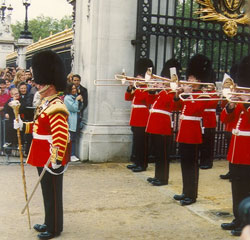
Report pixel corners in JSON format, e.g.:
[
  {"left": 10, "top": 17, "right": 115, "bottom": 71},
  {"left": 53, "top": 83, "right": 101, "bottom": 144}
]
[
  {"left": 16, "top": 38, "right": 33, "bottom": 69},
  {"left": 73, "top": 0, "right": 137, "bottom": 162}
]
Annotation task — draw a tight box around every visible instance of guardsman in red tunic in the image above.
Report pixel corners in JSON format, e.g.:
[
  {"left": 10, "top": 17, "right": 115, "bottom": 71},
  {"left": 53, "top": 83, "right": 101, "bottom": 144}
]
[
  {"left": 173, "top": 54, "right": 213, "bottom": 206},
  {"left": 146, "top": 59, "right": 181, "bottom": 186},
  {"left": 126, "top": 58, "right": 153, "bottom": 172},
  {"left": 199, "top": 71, "right": 219, "bottom": 169},
  {"left": 14, "top": 51, "right": 70, "bottom": 239},
  {"left": 220, "top": 64, "right": 238, "bottom": 180},
  {"left": 220, "top": 56, "right": 250, "bottom": 237}
]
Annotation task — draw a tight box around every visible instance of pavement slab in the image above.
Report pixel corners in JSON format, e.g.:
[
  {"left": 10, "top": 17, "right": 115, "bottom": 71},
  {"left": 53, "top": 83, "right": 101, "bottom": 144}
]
[{"left": 0, "top": 156, "right": 235, "bottom": 240}]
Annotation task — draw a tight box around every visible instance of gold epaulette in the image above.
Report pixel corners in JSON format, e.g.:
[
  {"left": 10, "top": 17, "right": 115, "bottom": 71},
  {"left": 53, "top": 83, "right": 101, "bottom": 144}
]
[{"left": 45, "top": 99, "right": 69, "bottom": 116}]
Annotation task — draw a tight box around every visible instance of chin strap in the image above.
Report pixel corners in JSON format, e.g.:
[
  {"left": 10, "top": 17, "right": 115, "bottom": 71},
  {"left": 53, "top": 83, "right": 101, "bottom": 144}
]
[{"left": 38, "top": 85, "right": 50, "bottom": 94}]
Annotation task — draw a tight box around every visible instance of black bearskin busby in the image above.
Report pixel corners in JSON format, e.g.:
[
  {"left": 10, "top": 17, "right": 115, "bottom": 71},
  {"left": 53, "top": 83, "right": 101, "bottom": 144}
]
[
  {"left": 237, "top": 56, "right": 250, "bottom": 88},
  {"left": 230, "top": 63, "right": 238, "bottom": 81},
  {"left": 186, "top": 54, "right": 213, "bottom": 83},
  {"left": 161, "top": 58, "right": 181, "bottom": 78},
  {"left": 135, "top": 58, "right": 154, "bottom": 77},
  {"left": 32, "top": 50, "right": 67, "bottom": 91}
]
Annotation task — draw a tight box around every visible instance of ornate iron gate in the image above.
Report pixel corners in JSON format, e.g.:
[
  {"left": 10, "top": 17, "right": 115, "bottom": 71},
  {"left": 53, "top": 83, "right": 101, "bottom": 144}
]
[{"left": 133, "top": 0, "right": 250, "bottom": 159}]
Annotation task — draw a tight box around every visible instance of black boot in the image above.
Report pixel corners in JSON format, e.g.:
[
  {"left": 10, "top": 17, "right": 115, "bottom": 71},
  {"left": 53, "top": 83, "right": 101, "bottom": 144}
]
[{"left": 220, "top": 172, "right": 231, "bottom": 180}]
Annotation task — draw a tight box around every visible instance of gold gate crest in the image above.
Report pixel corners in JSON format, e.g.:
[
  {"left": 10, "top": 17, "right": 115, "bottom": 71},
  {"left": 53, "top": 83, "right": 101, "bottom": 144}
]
[{"left": 195, "top": 0, "right": 249, "bottom": 37}]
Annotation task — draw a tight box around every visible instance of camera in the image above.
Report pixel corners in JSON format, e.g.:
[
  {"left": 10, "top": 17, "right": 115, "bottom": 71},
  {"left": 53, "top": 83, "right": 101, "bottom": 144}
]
[{"left": 239, "top": 197, "right": 250, "bottom": 226}]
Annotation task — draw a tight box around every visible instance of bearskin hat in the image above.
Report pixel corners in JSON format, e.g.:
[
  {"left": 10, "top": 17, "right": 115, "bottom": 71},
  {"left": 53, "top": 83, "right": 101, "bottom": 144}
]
[
  {"left": 161, "top": 58, "right": 181, "bottom": 78},
  {"left": 236, "top": 56, "right": 250, "bottom": 88},
  {"left": 230, "top": 63, "right": 238, "bottom": 81},
  {"left": 135, "top": 58, "right": 154, "bottom": 77},
  {"left": 31, "top": 50, "right": 67, "bottom": 91},
  {"left": 186, "top": 54, "right": 213, "bottom": 83}
]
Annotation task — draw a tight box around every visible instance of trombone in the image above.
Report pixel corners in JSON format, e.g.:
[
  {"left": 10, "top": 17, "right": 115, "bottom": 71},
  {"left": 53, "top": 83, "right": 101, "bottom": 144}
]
[
  {"left": 94, "top": 79, "right": 131, "bottom": 86},
  {"left": 177, "top": 73, "right": 250, "bottom": 102},
  {"left": 94, "top": 68, "right": 148, "bottom": 86},
  {"left": 177, "top": 74, "right": 229, "bottom": 102},
  {"left": 133, "top": 67, "right": 177, "bottom": 91},
  {"left": 221, "top": 74, "right": 250, "bottom": 104}
]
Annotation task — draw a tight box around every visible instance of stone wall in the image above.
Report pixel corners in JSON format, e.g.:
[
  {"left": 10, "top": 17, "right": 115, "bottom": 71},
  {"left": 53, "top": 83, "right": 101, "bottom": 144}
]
[{"left": 73, "top": 0, "right": 138, "bottom": 162}]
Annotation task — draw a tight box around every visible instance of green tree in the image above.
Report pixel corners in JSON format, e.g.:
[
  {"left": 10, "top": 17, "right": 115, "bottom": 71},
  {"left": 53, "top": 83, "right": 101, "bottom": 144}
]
[{"left": 11, "top": 15, "right": 72, "bottom": 42}]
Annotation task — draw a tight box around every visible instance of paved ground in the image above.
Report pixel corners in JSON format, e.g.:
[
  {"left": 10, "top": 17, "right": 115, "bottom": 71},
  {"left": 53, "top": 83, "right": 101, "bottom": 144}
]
[{"left": 0, "top": 156, "right": 236, "bottom": 240}]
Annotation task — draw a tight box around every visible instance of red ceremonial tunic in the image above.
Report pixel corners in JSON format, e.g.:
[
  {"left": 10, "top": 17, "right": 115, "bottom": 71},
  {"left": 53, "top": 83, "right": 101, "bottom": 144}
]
[
  {"left": 176, "top": 91, "right": 208, "bottom": 144},
  {"left": 25, "top": 95, "right": 70, "bottom": 167},
  {"left": 221, "top": 103, "right": 250, "bottom": 165},
  {"left": 202, "top": 91, "right": 218, "bottom": 128},
  {"left": 220, "top": 100, "right": 237, "bottom": 132},
  {"left": 125, "top": 89, "right": 149, "bottom": 127},
  {"left": 146, "top": 90, "right": 175, "bottom": 135}
]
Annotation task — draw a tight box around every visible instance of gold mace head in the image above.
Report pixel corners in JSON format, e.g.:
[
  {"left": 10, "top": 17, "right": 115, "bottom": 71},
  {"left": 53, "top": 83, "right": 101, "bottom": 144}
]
[{"left": 9, "top": 100, "right": 21, "bottom": 117}]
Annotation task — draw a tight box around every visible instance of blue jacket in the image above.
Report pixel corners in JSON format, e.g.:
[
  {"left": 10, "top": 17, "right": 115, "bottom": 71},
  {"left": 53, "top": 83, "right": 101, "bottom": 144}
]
[{"left": 64, "top": 94, "right": 80, "bottom": 132}]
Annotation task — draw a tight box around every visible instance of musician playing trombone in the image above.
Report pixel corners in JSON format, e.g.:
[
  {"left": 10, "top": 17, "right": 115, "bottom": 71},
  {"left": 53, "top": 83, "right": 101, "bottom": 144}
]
[
  {"left": 173, "top": 54, "right": 213, "bottom": 206},
  {"left": 125, "top": 58, "right": 154, "bottom": 172},
  {"left": 199, "top": 70, "right": 219, "bottom": 169},
  {"left": 220, "top": 56, "right": 250, "bottom": 237},
  {"left": 145, "top": 59, "right": 182, "bottom": 186}
]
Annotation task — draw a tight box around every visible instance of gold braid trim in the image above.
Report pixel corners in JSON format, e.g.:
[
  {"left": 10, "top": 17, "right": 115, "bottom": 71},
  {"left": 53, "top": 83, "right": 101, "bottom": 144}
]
[{"left": 44, "top": 100, "right": 69, "bottom": 117}]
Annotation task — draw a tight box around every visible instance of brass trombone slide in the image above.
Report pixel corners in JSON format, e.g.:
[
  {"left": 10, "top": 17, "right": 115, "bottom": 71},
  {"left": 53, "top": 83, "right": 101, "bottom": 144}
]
[
  {"left": 226, "top": 92, "right": 250, "bottom": 104},
  {"left": 178, "top": 92, "right": 223, "bottom": 101},
  {"left": 94, "top": 79, "right": 130, "bottom": 86}
]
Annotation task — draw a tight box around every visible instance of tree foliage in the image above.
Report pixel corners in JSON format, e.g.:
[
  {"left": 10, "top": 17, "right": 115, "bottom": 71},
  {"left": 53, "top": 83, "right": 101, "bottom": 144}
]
[{"left": 11, "top": 15, "right": 72, "bottom": 42}]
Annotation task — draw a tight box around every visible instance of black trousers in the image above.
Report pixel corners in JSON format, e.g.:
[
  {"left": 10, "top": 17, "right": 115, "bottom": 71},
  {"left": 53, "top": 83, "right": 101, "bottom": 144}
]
[
  {"left": 230, "top": 163, "right": 250, "bottom": 227},
  {"left": 152, "top": 134, "right": 171, "bottom": 183},
  {"left": 37, "top": 166, "right": 64, "bottom": 234},
  {"left": 132, "top": 126, "right": 148, "bottom": 169},
  {"left": 199, "top": 128, "right": 215, "bottom": 167},
  {"left": 130, "top": 127, "right": 136, "bottom": 163},
  {"left": 179, "top": 143, "right": 199, "bottom": 199}
]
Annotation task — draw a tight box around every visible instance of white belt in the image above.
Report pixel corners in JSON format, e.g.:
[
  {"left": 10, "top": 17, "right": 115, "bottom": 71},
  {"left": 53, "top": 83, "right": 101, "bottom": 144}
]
[
  {"left": 132, "top": 104, "right": 147, "bottom": 108},
  {"left": 150, "top": 108, "right": 172, "bottom": 117},
  {"left": 33, "top": 133, "right": 53, "bottom": 141},
  {"left": 204, "top": 109, "right": 216, "bottom": 112},
  {"left": 232, "top": 129, "right": 250, "bottom": 136},
  {"left": 180, "top": 115, "right": 202, "bottom": 121}
]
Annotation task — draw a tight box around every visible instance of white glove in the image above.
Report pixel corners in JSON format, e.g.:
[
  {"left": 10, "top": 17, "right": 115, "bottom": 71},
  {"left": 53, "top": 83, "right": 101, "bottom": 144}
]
[
  {"left": 52, "top": 162, "right": 62, "bottom": 169},
  {"left": 13, "top": 115, "right": 23, "bottom": 130}
]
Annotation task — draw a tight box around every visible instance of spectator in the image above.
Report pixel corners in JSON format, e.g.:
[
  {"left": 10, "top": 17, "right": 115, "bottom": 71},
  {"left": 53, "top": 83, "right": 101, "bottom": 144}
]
[
  {"left": 3, "top": 88, "right": 20, "bottom": 148},
  {"left": 3, "top": 67, "right": 14, "bottom": 83},
  {"left": 0, "top": 79, "right": 10, "bottom": 117},
  {"left": 25, "top": 70, "right": 32, "bottom": 81},
  {"left": 10, "top": 67, "right": 16, "bottom": 79},
  {"left": 18, "top": 82, "right": 34, "bottom": 155},
  {"left": 67, "top": 72, "right": 74, "bottom": 83},
  {"left": 5, "top": 79, "right": 11, "bottom": 90},
  {"left": 30, "top": 79, "right": 38, "bottom": 95},
  {"left": 0, "top": 68, "right": 4, "bottom": 78},
  {"left": 72, "top": 74, "right": 88, "bottom": 127},
  {"left": 18, "top": 82, "right": 34, "bottom": 121},
  {"left": 64, "top": 83, "right": 83, "bottom": 162},
  {"left": 33, "top": 91, "right": 41, "bottom": 107},
  {"left": 0, "top": 79, "right": 10, "bottom": 151},
  {"left": 9, "top": 70, "right": 25, "bottom": 89},
  {"left": 26, "top": 77, "right": 32, "bottom": 91}
]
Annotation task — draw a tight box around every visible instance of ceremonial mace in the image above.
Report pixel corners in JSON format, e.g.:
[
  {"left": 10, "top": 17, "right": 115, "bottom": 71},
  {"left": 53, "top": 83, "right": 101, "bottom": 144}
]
[{"left": 11, "top": 100, "right": 31, "bottom": 229}]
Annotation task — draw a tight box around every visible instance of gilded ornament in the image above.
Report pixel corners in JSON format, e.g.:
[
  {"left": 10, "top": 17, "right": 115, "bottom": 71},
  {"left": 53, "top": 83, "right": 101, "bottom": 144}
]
[
  {"left": 223, "top": 20, "right": 238, "bottom": 37},
  {"left": 195, "top": 0, "right": 250, "bottom": 37}
]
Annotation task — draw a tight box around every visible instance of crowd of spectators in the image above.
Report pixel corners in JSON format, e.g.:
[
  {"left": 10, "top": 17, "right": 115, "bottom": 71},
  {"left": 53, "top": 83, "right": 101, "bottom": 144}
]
[
  {"left": 0, "top": 68, "right": 88, "bottom": 160},
  {"left": 0, "top": 67, "right": 37, "bottom": 155}
]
